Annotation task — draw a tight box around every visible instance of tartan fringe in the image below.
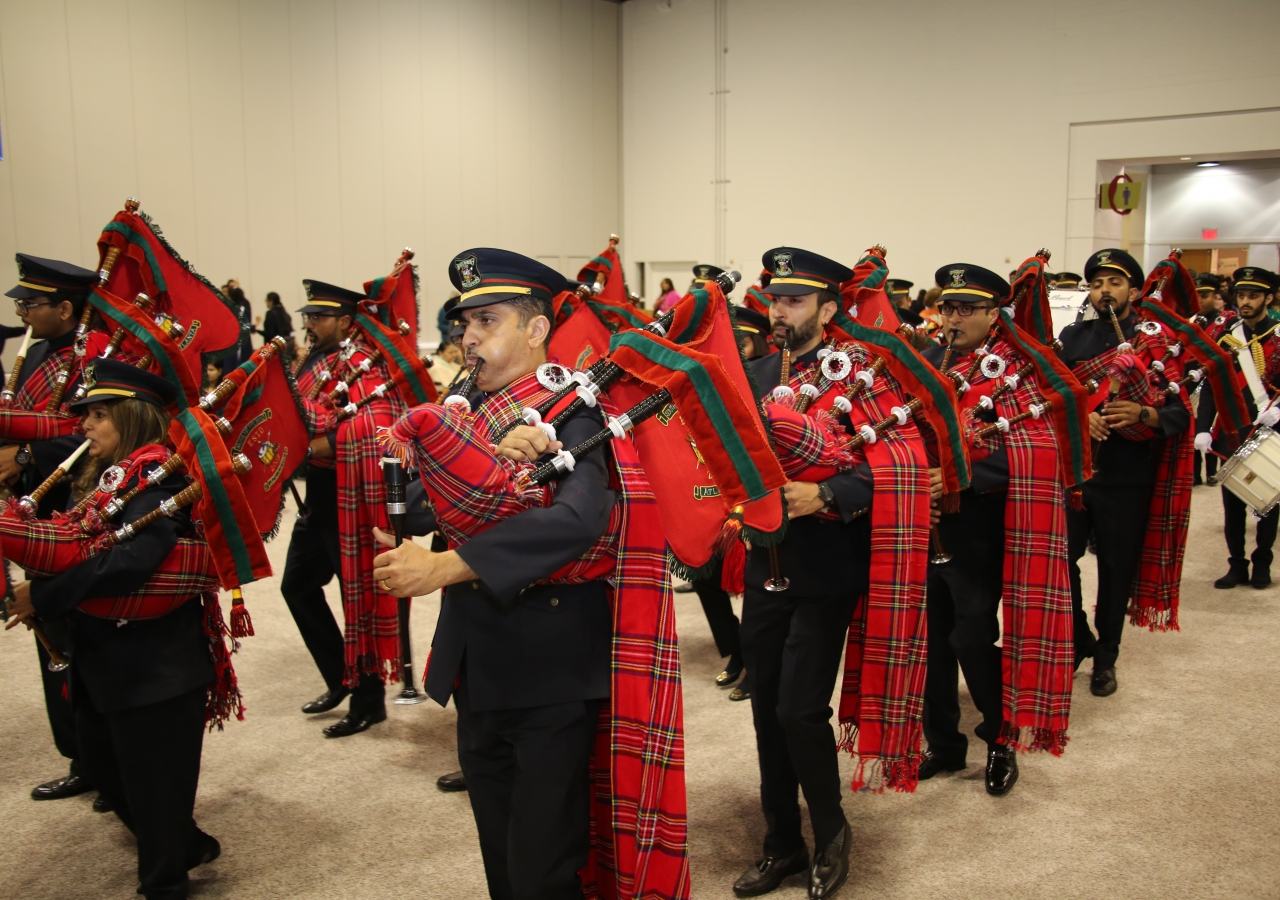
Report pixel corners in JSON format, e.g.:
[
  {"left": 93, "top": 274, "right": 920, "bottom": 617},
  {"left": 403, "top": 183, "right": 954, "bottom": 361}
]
[
  {"left": 941, "top": 491, "right": 960, "bottom": 514},
  {"left": 837, "top": 722, "right": 924, "bottom": 794},
  {"left": 203, "top": 593, "right": 245, "bottom": 731},
  {"left": 1001, "top": 722, "right": 1070, "bottom": 757},
  {"left": 1128, "top": 601, "right": 1181, "bottom": 632}
]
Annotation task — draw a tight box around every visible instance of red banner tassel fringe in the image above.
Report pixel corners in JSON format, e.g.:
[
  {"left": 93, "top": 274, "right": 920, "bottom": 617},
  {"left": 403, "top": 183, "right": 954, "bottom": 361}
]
[
  {"left": 229, "top": 588, "right": 254, "bottom": 638},
  {"left": 714, "top": 507, "right": 746, "bottom": 595},
  {"left": 839, "top": 721, "right": 924, "bottom": 794},
  {"left": 203, "top": 593, "right": 245, "bottom": 730},
  {"left": 1127, "top": 601, "right": 1181, "bottom": 633},
  {"left": 1000, "top": 722, "right": 1070, "bottom": 757},
  {"left": 1068, "top": 486, "right": 1084, "bottom": 511}
]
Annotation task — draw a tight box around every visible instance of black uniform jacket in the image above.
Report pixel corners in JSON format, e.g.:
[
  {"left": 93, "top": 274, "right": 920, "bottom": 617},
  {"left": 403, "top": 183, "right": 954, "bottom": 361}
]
[
  {"left": 29, "top": 469, "right": 213, "bottom": 713},
  {"left": 921, "top": 344, "right": 1009, "bottom": 494},
  {"left": 426, "top": 403, "right": 617, "bottom": 713},
  {"left": 15, "top": 330, "right": 86, "bottom": 517},
  {"left": 746, "top": 346, "right": 874, "bottom": 598},
  {"left": 1195, "top": 318, "right": 1275, "bottom": 450},
  {"left": 1058, "top": 315, "right": 1190, "bottom": 487}
]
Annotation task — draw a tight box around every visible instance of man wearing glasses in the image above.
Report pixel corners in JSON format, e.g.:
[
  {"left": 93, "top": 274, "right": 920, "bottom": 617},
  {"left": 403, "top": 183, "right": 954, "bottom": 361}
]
[{"left": 1, "top": 253, "right": 106, "bottom": 807}]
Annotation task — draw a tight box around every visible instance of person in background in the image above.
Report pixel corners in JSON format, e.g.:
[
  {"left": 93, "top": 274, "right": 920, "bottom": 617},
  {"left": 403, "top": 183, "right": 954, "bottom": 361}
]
[
  {"left": 437, "top": 293, "right": 461, "bottom": 347},
  {"left": 656, "top": 278, "right": 681, "bottom": 313},
  {"left": 909, "top": 288, "right": 927, "bottom": 316},
  {"left": 1192, "top": 274, "right": 1225, "bottom": 486},
  {"left": 225, "top": 284, "right": 253, "bottom": 369},
  {"left": 919, "top": 286, "right": 943, "bottom": 339},
  {"left": 201, "top": 357, "right": 223, "bottom": 393},
  {"left": 259, "top": 291, "right": 294, "bottom": 362}
]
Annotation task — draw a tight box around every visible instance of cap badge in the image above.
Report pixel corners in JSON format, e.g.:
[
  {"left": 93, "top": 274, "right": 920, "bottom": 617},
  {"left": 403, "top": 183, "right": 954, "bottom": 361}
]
[
  {"left": 83, "top": 364, "right": 96, "bottom": 390},
  {"left": 949, "top": 269, "right": 966, "bottom": 289},
  {"left": 1097, "top": 250, "right": 1112, "bottom": 265},
  {"left": 455, "top": 255, "right": 482, "bottom": 290},
  {"left": 1244, "top": 268, "right": 1256, "bottom": 280},
  {"left": 695, "top": 265, "right": 711, "bottom": 279},
  {"left": 773, "top": 252, "right": 793, "bottom": 278}
]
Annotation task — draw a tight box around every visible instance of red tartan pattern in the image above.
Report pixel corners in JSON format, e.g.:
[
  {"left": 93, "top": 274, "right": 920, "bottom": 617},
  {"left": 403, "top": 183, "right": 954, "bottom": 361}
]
[
  {"left": 824, "top": 355, "right": 930, "bottom": 792},
  {"left": 295, "top": 350, "right": 340, "bottom": 469},
  {"left": 763, "top": 402, "right": 854, "bottom": 480},
  {"left": 331, "top": 338, "right": 407, "bottom": 685},
  {"left": 399, "top": 371, "right": 690, "bottom": 898},
  {"left": 953, "top": 341, "right": 1074, "bottom": 754}
]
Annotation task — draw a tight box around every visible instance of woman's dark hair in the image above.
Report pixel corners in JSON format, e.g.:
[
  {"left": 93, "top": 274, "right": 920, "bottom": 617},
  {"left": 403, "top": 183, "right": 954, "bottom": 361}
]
[
  {"left": 266, "top": 291, "right": 280, "bottom": 307},
  {"left": 228, "top": 286, "right": 247, "bottom": 305},
  {"left": 661, "top": 278, "right": 675, "bottom": 293},
  {"left": 72, "top": 399, "right": 171, "bottom": 500}
]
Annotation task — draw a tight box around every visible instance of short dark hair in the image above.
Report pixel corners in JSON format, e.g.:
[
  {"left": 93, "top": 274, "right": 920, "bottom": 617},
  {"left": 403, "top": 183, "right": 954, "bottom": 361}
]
[
  {"left": 504, "top": 296, "right": 555, "bottom": 344},
  {"left": 816, "top": 288, "right": 840, "bottom": 309}
]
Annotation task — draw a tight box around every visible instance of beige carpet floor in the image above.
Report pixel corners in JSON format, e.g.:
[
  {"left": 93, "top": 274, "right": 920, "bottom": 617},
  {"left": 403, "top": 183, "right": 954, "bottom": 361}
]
[{"left": 1, "top": 483, "right": 1277, "bottom": 899}]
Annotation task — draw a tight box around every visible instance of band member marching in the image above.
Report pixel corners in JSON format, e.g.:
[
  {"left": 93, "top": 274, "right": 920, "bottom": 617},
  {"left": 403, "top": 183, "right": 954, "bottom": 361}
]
[
  {"left": 1058, "top": 249, "right": 1192, "bottom": 696},
  {"left": 1195, "top": 266, "right": 1280, "bottom": 588},
  {"left": 919, "top": 261, "right": 1084, "bottom": 795},
  {"left": 283, "top": 281, "right": 406, "bottom": 736}
]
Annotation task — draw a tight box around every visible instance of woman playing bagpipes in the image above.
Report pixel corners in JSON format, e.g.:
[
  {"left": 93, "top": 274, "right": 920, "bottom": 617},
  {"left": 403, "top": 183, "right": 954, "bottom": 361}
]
[
  {"left": 373, "top": 249, "right": 689, "bottom": 900},
  {"left": 2, "top": 360, "right": 227, "bottom": 900},
  {"left": 916, "top": 258, "right": 1090, "bottom": 797}
]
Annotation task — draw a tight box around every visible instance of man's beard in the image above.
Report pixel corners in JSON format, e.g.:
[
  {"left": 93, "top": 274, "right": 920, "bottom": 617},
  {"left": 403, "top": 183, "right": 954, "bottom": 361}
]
[
  {"left": 772, "top": 309, "right": 823, "bottom": 349},
  {"left": 1094, "top": 294, "right": 1129, "bottom": 319}
]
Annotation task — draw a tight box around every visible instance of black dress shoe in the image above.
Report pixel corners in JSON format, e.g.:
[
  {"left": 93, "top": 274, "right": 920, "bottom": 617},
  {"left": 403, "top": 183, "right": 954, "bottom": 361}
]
[
  {"left": 732, "top": 849, "right": 809, "bottom": 897},
  {"left": 716, "top": 664, "right": 744, "bottom": 687},
  {"left": 1215, "top": 561, "right": 1251, "bottom": 589},
  {"left": 31, "top": 774, "right": 93, "bottom": 801},
  {"left": 186, "top": 831, "right": 221, "bottom": 869},
  {"left": 673, "top": 582, "right": 696, "bottom": 593},
  {"left": 92, "top": 794, "right": 113, "bottom": 813},
  {"left": 729, "top": 686, "right": 751, "bottom": 701},
  {"left": 322, "top": 708, "right": 386, "bottom": 738},
  {"left": 984, "top": 745, "right": 1019, "bottom": 796},
  {"left": 809, "top": 820, "right": 851, "bottom": 899},
  {"left": 436, "top": 770, "right": 467, "bottom": 792},
  {"left": 918, "top": 751, "right": 966, "bottom": 780},
  {"left": 1090, "top": 666, "right": 1118, "bottom": 697},
  {"left": 301, "top": 686, "right": 350, "bottom": 714},
  {"left": 1252, "top": 564, "right": 1272, "bottom": 589}
]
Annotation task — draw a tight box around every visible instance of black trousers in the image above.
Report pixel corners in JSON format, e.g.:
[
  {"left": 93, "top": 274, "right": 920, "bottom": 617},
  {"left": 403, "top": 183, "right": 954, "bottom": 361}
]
[
  {"left": 741, "top": 588, "right": 855, "bottom": 855},
  {"left": 1195, "top": 449, "right": 1218, "bottom": 480},
  {"left": 1067, "top": 482, "right": 1151, "bottom": 671},
  {"left": 923, "top": 491, "right": 1006, "bottom": 762},
  {"left": 36, "top": 623, "right": 83, "bottom": 778},
  {"left": 75, "top": 685, "right": 208, "bottom": 900},
  {"left": 692, "top": 560, "right": 742, "bottom": 665},
  {"left": 280, "top": 471, "right": 383, "bottom": 709},
  {"left": 1222, "top": 486, "right": 1279, "bottom": 570},
  {"left": 455, "top": 680, "right": 599, "bottom": 900}
]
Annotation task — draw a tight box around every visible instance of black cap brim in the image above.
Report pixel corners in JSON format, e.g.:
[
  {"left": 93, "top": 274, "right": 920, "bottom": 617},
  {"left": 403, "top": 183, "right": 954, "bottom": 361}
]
[
  {"left": 6, "top": 284, "right": 47, "bottom": 300},
  {"left": 762, "top": 282, "right": 828, "bottom": 298},
  {"left": 298, "top": 303, "right": 355, "bottom": 316},
  {"left": 454, "top": 290, "right": 533, "bottom": 312}
]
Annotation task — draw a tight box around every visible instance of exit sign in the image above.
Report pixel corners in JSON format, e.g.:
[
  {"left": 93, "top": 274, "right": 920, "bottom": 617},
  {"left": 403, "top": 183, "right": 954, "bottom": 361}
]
[{"left": 1202, "top": 228, "right": 1218, "bottom": 240}]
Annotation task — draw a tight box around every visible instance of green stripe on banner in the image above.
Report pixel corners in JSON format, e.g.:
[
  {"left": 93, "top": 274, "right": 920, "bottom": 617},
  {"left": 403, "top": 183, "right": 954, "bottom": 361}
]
[
  {"left": 88, "top": 292, "right": 188, "bottom": 403},
  {"left": 611, "top": 332, "right": 769, "bottom": 500},
  {"left": 588, "top": 299, "right": 647, "bottom": 331},
  {"left": 856, "top": 255, "right": 889, "bottom": 291},
  {"left": 672, "top": 289, "right": 710, "bottom": 344},
  {"left": 1147, "top": 304, "right": 1248, "bottom": 433},
  {"left": 366, "top": 277, "right": 390, "bottom": 326},
  {"left": 590, "top": 255, "right": 613, "bottom": 271},
  {"left": 356, "top": 313, "right": 432, "bottom": 405},
  {"left": 243, "top": 382, "right": 264, "bottom": 406},
  {"left": 839, "top": 315, "right": 971, "bottom": 490},
  {"left": 1003, "top": 315, "right": 1087, "bottom": 487},
  {"left": 101, "top": 222, "right": 168, "bottom": 295},
  {"left": 177, "top": 410, "right": 255, "bottom": 584}
]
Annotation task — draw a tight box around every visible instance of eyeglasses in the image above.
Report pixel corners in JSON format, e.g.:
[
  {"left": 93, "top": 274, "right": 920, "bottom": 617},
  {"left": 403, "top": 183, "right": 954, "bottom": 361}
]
[
  {"left": 13, "top": 299, "right": 56, "bottom": 313},
  {"left": 939, "top": 302, "right": 994, "bottom": 318},
  {"left": 301, "top": 312, "right": 336, "bottom": 323}
]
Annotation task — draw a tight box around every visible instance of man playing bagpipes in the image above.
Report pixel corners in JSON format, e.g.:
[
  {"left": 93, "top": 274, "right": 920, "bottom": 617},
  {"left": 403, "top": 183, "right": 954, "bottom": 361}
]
[
  {"left": 283, "top": 279, "right": 408, "bottom": 737},
  {"left": 373, "top": 249, "right": 689, "bottom": 900},
  {"left": 733, "top": 246, "right": 936, "bottom": 900},
  {"left": 2, "top": 360, "right": 232, "bottom": 900},
  {"left": 1196, "top": 267, "right": 1280, "bottom": 589},
  {"left": 917, "top": 261, "right": 1086, "bottom": 797},
  {"left": 1, "top": 253, "right": 111, "bottom": 805},
  {"left": 1058, "top": 248, "right": 1192, "bottom": 696}
]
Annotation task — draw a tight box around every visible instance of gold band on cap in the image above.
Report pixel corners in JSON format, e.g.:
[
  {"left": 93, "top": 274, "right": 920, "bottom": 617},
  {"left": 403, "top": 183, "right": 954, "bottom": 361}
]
[
  {"left": 306, "top": 299, "right": 345, "bottom": 308},
  {"left": 83, "top": 388, "right": 137, "bottom": 399},
  {"left": 736, "top": 324, "right": 763, "bottom": 334},
  {"left": 769, "top": 277, "right": 829, "bottom": 289},
  {"left": 1096, "top": 263, "right": 1132, "bottom": 278},
  {"left": 1236, "top": 280, "right": 1271, "bottom": 290},
  {"left": 18, "top": 281, "right": 56, "bottom": 293},
  {"left": 939, "top": 288, "right": 996, "bottom": 299},
  {"left": 460, "top": 285, "right": 532, "bottom": 301}
]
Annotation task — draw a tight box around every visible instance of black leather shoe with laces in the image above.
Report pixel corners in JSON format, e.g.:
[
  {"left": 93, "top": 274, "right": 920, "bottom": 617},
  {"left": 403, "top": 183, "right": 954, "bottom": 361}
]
[{"left": 732, "top": 849, "right": 809, "bottom": 897}]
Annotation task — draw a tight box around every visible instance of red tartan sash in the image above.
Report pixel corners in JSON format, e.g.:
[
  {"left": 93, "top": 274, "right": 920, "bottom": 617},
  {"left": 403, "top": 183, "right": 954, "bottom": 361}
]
[{"left": 835, "top": 362, "right": 930, "bottom": 792}]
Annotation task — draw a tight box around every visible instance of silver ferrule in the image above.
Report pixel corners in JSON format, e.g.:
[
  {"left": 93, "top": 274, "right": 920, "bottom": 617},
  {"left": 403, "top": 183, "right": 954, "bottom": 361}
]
[
  {"left": 16, "top": 497, "right": 37, "bottom": 518},
  {"left": 159, "top": 497, "right": 180, "bottom": 517},
  {"left": 105, "top": 498, "right": 124, "bottom": 518},
  {"left": 387, "top": 501, "right": 407, "bottom": 515},
  {"left": 552, "top": 454, "right": 573, "bottom": 474},
  {"left": 114, "top": 523, "right": 136, "bottom": 542}
]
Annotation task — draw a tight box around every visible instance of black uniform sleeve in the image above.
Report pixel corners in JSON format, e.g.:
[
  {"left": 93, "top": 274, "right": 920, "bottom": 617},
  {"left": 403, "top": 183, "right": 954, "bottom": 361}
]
[
  {"left": 403, "top": 477, "right": 439, "bottom": 537},
  {"left": 29, "top": 477, "right": 189, "bottom": 620},
  {"left": 454, "top": 412, "right": 618, "bottom": 605},
  {"left": 822, "top": 462, "right": 873, "bottom": 522},
  {"left": 1195, "top": 385, "right": 1216, "bottom": 435},
  {"left": 1155, "top": 392, "right": 1190, "bottom": 438}
]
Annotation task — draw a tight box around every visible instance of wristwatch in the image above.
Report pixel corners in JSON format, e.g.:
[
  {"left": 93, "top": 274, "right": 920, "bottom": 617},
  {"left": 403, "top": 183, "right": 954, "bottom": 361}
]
[
  {"left": 1138, "top": 406, "right": 1151, "bottom": 425},
  {"left": 816, "top": 481, "right": 835, "bottom": 510},
  {"left": 14, "top": 444, "right": 32, "bottom": 467}
]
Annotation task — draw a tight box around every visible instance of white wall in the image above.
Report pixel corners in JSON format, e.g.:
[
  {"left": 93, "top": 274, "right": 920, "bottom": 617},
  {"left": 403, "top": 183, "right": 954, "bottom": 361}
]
[
  {"left": 0, "top": 0, "right": 621, "bottom": 346},
  {"left": 1148, "top": 159, "right": 1280, "bottom": 245},
  {"left": 622, "top": 0, "right": 1280, "bottom": 298}
]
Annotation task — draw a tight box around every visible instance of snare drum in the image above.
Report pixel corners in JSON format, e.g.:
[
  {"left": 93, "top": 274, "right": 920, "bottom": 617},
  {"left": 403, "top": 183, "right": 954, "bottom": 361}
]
[{"left": 1219, "top": 427, "right": 1280, "bottom": 516}]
